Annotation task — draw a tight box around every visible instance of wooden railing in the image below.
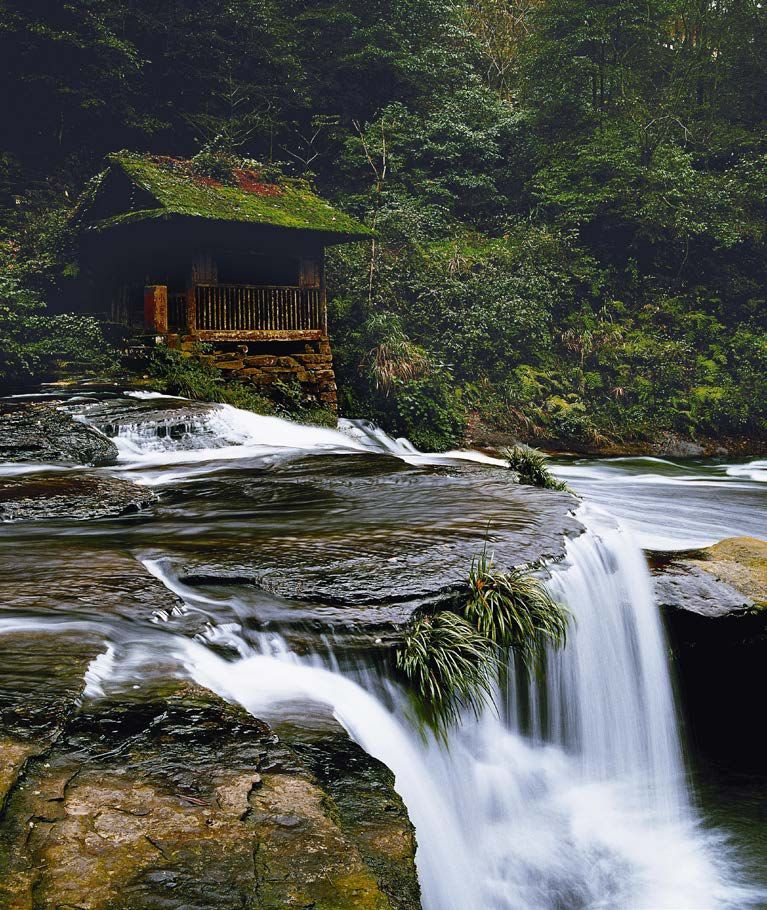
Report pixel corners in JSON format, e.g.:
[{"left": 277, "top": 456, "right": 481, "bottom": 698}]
[{"left": 194, "top": 284, "right": 325, "bottom": 339}]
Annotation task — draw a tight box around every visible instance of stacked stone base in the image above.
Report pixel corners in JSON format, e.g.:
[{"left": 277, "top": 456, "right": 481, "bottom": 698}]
[{"left": 168, "top": 336, "right": 338, "bottom": 411}]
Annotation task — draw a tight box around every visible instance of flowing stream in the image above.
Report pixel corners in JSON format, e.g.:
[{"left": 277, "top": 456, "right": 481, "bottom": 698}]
[{"left": 2, "top": 389, "right": 765, "bottom": 908}]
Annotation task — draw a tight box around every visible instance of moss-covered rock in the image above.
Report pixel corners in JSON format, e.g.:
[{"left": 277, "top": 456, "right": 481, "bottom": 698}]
[
  {"left": 687, "top": 536, "right": 767, "bottom": 609},
  {"left": 0, "top": 684, "right": 420, "bottom": 909}
]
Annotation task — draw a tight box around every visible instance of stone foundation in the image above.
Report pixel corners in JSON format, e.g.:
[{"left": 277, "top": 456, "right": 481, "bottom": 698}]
[{"left": 168, "top": 336, "right": 338, "bottom": 411}]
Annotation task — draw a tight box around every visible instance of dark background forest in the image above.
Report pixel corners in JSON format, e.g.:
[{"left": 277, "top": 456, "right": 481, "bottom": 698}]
[{"left": 1, "top": 0, "right": 766, "bottom": 451}]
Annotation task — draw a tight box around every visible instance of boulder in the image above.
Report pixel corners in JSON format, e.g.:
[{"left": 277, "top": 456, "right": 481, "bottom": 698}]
[
  {"left": 0, "top": 403, "right": 118, "bottom": 466},
  {"left": 651, "top": 537, "right": 767, "bottom": 769},
  {"left": 0, "top": 685, "right": 420, "bottom": 910}
]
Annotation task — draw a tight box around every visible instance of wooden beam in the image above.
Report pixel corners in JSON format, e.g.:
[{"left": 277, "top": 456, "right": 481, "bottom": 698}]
[
  {"left": 143, "top": 285, "right": 168, "bottom": 333},
  {"left": 196, "top": 329, "right": 324, "bottom": 342}
]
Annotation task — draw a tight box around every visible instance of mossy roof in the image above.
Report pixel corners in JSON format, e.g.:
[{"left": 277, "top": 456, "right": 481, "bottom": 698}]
[{"left": 81, "top": 152, "right": 372, "bottom": 240}]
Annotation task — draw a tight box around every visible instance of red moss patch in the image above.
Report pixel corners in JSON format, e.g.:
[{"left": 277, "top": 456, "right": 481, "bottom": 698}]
[
  {"left": 235, "top": 168, "right": 283, "bottom": 196},
  {"left": 195, "top": 175, "right": 224, "bottom": 188}
]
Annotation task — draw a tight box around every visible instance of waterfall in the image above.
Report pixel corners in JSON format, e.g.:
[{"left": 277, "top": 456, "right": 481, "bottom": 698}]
[{"left": 164, "top": 510, "right": 751, "bottom": 910}]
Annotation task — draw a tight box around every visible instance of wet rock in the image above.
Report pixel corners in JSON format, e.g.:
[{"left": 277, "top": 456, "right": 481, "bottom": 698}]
[
  {"left": 291, "top": 729, "right": 420, "bottom": 910},
  {"left": 0, "top": 685, "right": 419, "bottom": 909},
  {"left": 651, "top": 538, "right": 767, "bottom": 769},
  {"left": 175, "top": 459, "right": 581, "bottom": 642},
  {"left": 0, "top": 472, "right": 157, "bottom": 521},
  {"left": 687, "top": 536, "right": 767, "bottom": 609},
  {"left": 649, "top": 432, "right": 706, "bottom": 458},
  {"left": 0, "top": 402, "right": 117, "bottom": 466},
  {"left": 653, "top": 562, "right": 755, "bottom": 617}
]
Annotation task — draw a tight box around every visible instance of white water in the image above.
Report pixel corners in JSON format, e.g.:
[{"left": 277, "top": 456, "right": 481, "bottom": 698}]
[
  {"left": 148, "top": 512, "right": 751, "bottom": 910},
  {"left": 105, "top": 402, "right": 506, "bottom": 485},
  {"left": 57, "top": 397, "right": 760, "bottom": 906},
  {"left": 554, "top": 456, "right": 767, "bottom": 549}
]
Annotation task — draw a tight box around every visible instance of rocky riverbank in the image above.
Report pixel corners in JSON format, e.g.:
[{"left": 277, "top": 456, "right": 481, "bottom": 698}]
[{"left": 466, "top": 413, "right": 767, "bottom": 459}]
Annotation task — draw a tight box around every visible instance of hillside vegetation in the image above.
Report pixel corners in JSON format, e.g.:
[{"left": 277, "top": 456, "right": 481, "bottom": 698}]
[{"left": 1, "top": 0, "right": 765, "bottom": 450}]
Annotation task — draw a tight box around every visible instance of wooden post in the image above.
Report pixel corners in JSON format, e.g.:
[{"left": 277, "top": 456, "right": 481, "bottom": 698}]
[
  {"left": 143, "top": 285, "right": 168, "bottom": 334},
  {"left": 186, "top": 284, "right": 197, "bottom": 336},
  {"left": 319, "top": 248, "right": 328, "bottom": 337}
]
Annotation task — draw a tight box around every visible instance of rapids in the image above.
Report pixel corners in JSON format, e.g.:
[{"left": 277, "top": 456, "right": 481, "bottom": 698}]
[
  {"left": 551, "top": 455, "right": 767, "bottom": 550},
  {"left": 1, "top": 388, "right": 765, "bottom": 908}
]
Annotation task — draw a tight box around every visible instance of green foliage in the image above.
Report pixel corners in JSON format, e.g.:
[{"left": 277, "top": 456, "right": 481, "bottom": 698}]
[
  {"left": 396, "top": 554, "right": 569, "bottom": 730},
  {"left": 395, "top": 611, "right": 498, "bottom": 730},
  {"left": 189, "top": 148, "right": 239, "bottom": 185},
  {"left": 147, "top": 346, "right": 336, "bottom": 425},
  {"left": 1, "top": 0, "right": 765, "bottom": 446},
  {"left": 148, "top": 346, "right": 275, "bottom": 414},
  {"left": 501, "top": 445, "right": 569, "bottom": 492},
  {"left": 465, "top": 553, "right": 569, "bottom": 666},
  {"left": 0, "top": 273, "right": 110, "bottom": 388}
]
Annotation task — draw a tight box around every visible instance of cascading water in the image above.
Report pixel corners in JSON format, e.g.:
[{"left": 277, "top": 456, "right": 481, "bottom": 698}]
[
  {"left": 149, "top": 511, "right": 753, "bottom": 910},
  {"left": 5, "top": 391, "right": 761, "bottom": 907}
]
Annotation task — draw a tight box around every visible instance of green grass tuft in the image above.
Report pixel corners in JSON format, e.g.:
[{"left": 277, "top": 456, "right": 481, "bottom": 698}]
[
  {"left": 465, "top": 552, "right": 568, "bottom": 668},
  {"left": 501, "top": 443, "right": 570, "bottom": 491},
  {"left": 396, "top": 555, "right": 570, "bottom": 731},
  {"left": 395, "top": 611, "right": 498, "bottom": 730}
]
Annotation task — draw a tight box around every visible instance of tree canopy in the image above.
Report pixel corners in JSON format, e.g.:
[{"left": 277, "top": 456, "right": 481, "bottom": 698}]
[{"left": 1, "top": 0, "right": 765, "bottom": 447}]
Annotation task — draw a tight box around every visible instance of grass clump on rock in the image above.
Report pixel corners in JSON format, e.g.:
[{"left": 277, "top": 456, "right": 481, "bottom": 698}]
[
  {"left": 396, "top": 611, "right": 498, "bottom": 729},
  {"left": 396, "top": 553, "right": 569, "bottom": 730},
  {"left": 466, "top": 553, "right": 568, "bottom": 665},
  {"left": 502, "top": 443, "right": 570, "bottom": 492}
]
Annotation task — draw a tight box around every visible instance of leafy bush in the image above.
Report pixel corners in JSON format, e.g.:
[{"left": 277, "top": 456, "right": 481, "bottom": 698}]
[
  {"left": 189, "top": 148, "right": 239, "bottom": 184},
  {"left": 148, "top": 346, "right": 274, "bottom": 412},
  {"left": 0, "top": 274, "right": 110, "bottom": 389}
]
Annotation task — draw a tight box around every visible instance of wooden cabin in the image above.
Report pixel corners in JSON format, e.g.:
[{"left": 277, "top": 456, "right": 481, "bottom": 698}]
[{"left": 75, "top": 152, "right": 372, "bottom": 406}]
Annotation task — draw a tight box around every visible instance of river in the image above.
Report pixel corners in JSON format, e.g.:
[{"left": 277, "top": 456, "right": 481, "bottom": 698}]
[{"left": 1, "top": 388, "right": 765, "bottom": 909}]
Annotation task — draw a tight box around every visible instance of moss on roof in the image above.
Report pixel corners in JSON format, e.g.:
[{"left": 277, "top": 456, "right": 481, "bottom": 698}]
[{"left": 83, "top": 152, "right": 372, "bottom": 239}]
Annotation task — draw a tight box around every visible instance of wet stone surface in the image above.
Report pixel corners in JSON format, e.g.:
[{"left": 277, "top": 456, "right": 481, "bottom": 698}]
[
  {"left": 0, "top": 402, "right": 118, "bottom": 466},
  {"left": 172, "top": 458, "right": 582, "bottom": 623},
  {"left": 0, "top": 685, "right": 417, "bottom": 910},
  {"left": 0, "top": 472, "right": 157, "bottom": 521},
  {"left": 650, "top": 538, "right": 767, "bottom": 768}
]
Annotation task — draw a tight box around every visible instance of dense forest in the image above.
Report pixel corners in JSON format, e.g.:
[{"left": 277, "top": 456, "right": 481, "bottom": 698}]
[{"left": 1, "top": 0, "right": 766, "bottom": 451}]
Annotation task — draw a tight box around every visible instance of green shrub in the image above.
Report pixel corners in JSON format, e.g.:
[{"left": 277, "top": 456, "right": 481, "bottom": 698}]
[
  {"left": 148, "top": 346, "right": 275, "bottom": 414},
  {"left": 0, "top": 274, "right": 111, "bottom": 389},
  {"left": 395, "top": 611, "right": 498, "bottom": 729}
]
